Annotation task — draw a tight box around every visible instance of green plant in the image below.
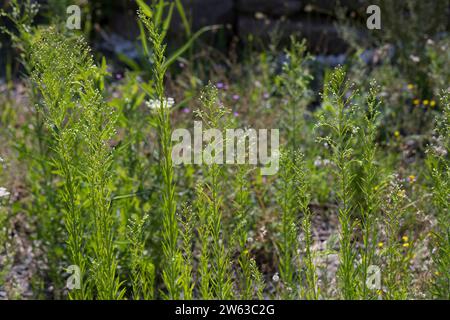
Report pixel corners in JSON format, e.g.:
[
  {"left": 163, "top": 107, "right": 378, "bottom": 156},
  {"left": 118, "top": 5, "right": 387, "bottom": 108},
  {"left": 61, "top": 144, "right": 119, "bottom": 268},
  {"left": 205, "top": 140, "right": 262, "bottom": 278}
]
[
  {"left": 276, "top": 150, "right": 319, "bottom": 299},
  {"left": 195, "top": 84, "right": 233, "bottom": 299},
  {"left": 426, "top": 92, "right": 450, "bottom": 299},
  {"left": 232, "top": 165, "right": 264, "bottom": 299},
  {"left": 316, "top": 66, "right": 359, "bottom": 299},
  {"left": 136, "top": 0, "right": 219, "bottom": 73},
  {"left": 179, "top": 204, "right": 194, "bottom": 300},
  {"left": 30, "top": 27, "right": 123, "bottom": 300},
  {"left": 1, "top": 1, "right": 68, "bottom": 297},
  {"left": 358, "top": 82, "right": 382, "bottom": 299},
  {"left": 294, "top": 154, "right": 319, "bottom": 300},
  {"left": 276, "top": 37, "right": 313, "bottom": 151},
  {"left": 139, "top": 9, "right": 182, "bottom": 299},
  {"left": 127, "top": 214, "right": 155, "bottom": 299},
  {"left": 381, "top": 176, "right": 411, "bottom": 300},
  {"left": 1, "top": 1, "right": 449, "bottom": 301},
  {"left": 195, "top": 182, "right": 213, "bottom": 299},
  {"left": 0, "top": 158, "right": 11, "bottom": 291},
  {"left": 276, "top": 151, "right": 300, "bottom": 298},
  {"left": 30, "top": 29, "right": 91, "bottom": 299},
  {"left": 81, "top": 63, "right": 124, "bottom": 301},
  {"left": 0, "top": 0, "right": 39, "bottom": 70}
]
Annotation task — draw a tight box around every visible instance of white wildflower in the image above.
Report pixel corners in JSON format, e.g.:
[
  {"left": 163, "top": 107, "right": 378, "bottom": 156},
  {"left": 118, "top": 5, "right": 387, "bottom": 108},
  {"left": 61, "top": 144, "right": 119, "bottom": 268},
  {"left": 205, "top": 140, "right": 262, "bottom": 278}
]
[
  {"left": 0, "top": 187, "right": 10, "bottom": 199},
  {"left": 433, "top": 145, "right": 447, "bottom": 157},
  {"left": 314, "top": 157, "right": 322, "bottom": 168},
  {"left": 409, "top": 54, "right": 420, "bottom": 63},
  {"left": 272, "top": 273, "right": 280, "bottom": 282},
  {"left": 146, "top": 97, "right": 175, "bottom": 111}
]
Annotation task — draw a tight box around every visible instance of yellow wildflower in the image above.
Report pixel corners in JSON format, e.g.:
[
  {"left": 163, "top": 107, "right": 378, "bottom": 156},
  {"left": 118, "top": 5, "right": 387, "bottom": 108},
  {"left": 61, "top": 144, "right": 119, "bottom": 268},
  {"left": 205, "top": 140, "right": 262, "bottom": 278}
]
[
  {"left": 423, "top": 99, "right": 429, "bottom": 106},
  {"left": 407, "top": 84, "right": 414, "bottom": 90},
  {"left": 408, "top": 175, "right": 416, "bottom": 184},
  {"left": 435, "top": 271, "right": 440, "bottom": 276},
  {"left": 402, "top": 235, "right": 409, "bottom": 242},
  {"left": 403, "top": 242, "right": 410, "bottom": 248},
  {"left": 378, "top": 242, "right": 384, "bottom": 248},
  {"left": 413, "top": 99, "right": 420, "bottom": 106},
  {"left": 394, "top": 130, "right": 400, "bottom": 138},
  {"left": 430, "top": 100, "right": 436, "bottom": 107}
]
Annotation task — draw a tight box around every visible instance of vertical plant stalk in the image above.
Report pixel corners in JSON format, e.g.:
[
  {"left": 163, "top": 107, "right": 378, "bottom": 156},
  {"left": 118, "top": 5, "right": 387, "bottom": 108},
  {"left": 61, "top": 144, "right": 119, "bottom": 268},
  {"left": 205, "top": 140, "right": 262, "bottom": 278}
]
[
  {"left": 195, "top": 183, "right": 212, "bottom": 299},
  {"left": 276, "top": 37, "right": 312, "bottom": 152},
  {"left": 179, "top": 204, "right": 194, "bottom": 300},
  {"left": 358, "top": 82, "right": 381, "bottom": 299},
  {"left": 139, "top": 10, "right": 182, "bottom": 299},
  {"left": 294, "top": 153, "right": 319, "bottom": 300},
  {"left": 382, "top": 177, "right": 409, "bottom": 300},
  {"left": 316, "top": 67, "right": 359, "bottom": 299},
  {"left": 31, "top": 28, "right": 123, "bottom": 300},
  {"left": 276, "top": 151, "right": 299, "bottom": 298},
  {"left": 30, "top": 29, "right": 90, "bottom": 300},
  {"left": 1, "top": 0, "right": 68, "bottom": 296},
  {"left": 426, "top": 92, "right": 450, "bottom": 299},
  {"left": 233, "top": 165, "right": 263, "bottom": 299},
  {"left": 78, "top": 64, "right": 123, "bottom": 300},
  {"left": 0, "top": 158, "right": 11, "bottom": 291},
  {"left": 127, "top": 214, "right": 155, "bottom": 300},
  {"left": 301, "top": 209, "right": 319, "bottom": 300},
  {"left": 197, "top": 84, "right": 233, "bottom": 299}
]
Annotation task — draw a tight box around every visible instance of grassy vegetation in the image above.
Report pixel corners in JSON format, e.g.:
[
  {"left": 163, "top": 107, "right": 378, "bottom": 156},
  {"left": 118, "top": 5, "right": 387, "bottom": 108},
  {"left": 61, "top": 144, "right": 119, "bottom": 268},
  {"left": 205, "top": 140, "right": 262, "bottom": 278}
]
[{"left": 0, "top": 1, "right": 448, "bottom": 300}]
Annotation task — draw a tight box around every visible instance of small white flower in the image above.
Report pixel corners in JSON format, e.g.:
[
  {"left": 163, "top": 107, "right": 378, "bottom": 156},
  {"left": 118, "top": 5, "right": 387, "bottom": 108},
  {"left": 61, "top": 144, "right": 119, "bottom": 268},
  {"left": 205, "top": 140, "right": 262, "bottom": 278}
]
[
  {"left": 0, "top": 187, "right": 10, "bottom": 199},
  {"left": 314, "top": 157, "right": 322, "bottom": 168},
  {"left": 433, "top": 145, "right": 447, "bottom": 157},
  {"left": 146, "top": 97, "right": 175, "bottom": 110},
  {"left": 409, "top": 54, "right": 420, "bottom": 63},
  {"left": 272, "top": 273, "right": 280, "bottom": 283},
  {"left": 259, "top": 226, "right": 268, "bottom": 237}
]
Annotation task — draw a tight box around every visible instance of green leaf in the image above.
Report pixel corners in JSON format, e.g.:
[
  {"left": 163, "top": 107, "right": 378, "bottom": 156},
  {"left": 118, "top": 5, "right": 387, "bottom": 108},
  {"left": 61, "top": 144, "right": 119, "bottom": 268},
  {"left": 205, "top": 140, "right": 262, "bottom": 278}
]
[
  {"left": 155, "top": 0, "right": 165, "bottom": 27},
  {"left": 164, "top": 25, "right": 221, "bottom": 69},
  {"left": 175, "top": 0, "right": 191, "bottom": 37},
  {"left": 161, "top": 2, "right": 174, "bottom": 40},
  {"left": 138, "top": 19, "right": 149, "bottom": 56},
  {"left": 117, "top": 53, "right": 140, "bottom": 72},
  {"left": 136, "top": 0, "right": 153, "bottom": 18}
]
